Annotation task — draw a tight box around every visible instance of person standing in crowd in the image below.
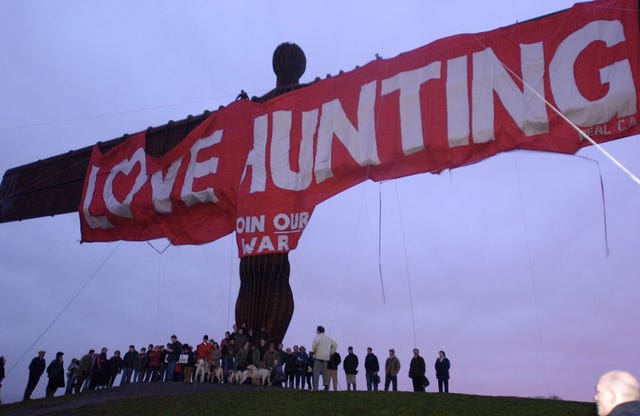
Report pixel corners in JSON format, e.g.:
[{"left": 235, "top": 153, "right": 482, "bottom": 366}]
[
  {"left": 263, "top": 343, "right": 279, "bottom": 371},
  {"left": 0, "top": 355, "right": 6, "bottom": 404},
  {"left": 133, "top": 347, "right": 147, "bottom": 383},
  {"left": 23, "top": 350, "right": 46, "bottom": 401},
  {"left": 183, "top": 344, "right": 196, "bottom": 383},
  {"left": 221, "top": 338, "right": 237, "bottom": 383},
  {"left": 148, "top": 346, "right": 162, "bottom": 382},
  {"left": 108, "top": 350, "right": 123, "bottom": 387},
  {"left": 283, "top": 347, "right": 295, "bottom": 388},
  {"left": 343, "top": 346, "right": 359, "bottom": 391},
  {"left": 294, "top": 345, "right": 308, "bottom": 389},
  {"left": 209, "top": 340, "right": 221, "bottom": 370},
  {"left": 64, "top": 358, "right": 80, "bottom": 395},
  {"left": 365, "top": 347, "right": 380, "bottom": 391},
  {"left": 270, "top": 359, "right": 285, "bottom": 387},
  {"left": 120, "top": 345, "right": 137, "bottom": 386},
  {"left": 595, "top": 370, "right": 640, "bottom": 416},
  {"left": 90, "top": 347, "right": 109, "bottom": 390},
  {"left": 384, "top": 348, "right": 401, "bottom": 391},
  {"left": 196, "top": 336, "right": 212, "bottom": 368},
  {"left": 234, "top": 329, "right": 247, "bottom": 351},
  {"left": 311, "top": 325, "right": 338, "bottom": 391},
  {"left": 409, "top": 348, "right": 427, "bottom": 392},
  {"left": 327, "top": 349, "right": 341, "bottom": 391},
  {"left": 45, "top": 351, "right": 65, "bottom": 398},
  {"left": 143, "top": 344, "right": 154, "bottom": 382},
  {"left": 435, "top": 350, "right": 451, "bottom": 393},
  {"left": 166, "top": 335, "right": 182, "bottom": 382},
  {"left": 305, "top": 351, "right": 314, "bottom": 390},
  {"left": 77, "top": 349, "right": 94, "bottom": 393}
]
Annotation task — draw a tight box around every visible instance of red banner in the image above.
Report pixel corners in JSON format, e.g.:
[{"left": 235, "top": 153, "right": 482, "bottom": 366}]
[{"left": 80, "top": 0, "right": 640, "bottom": 256}]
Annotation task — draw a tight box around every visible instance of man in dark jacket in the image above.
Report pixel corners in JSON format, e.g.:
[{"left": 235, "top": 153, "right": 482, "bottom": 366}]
[
  {"left": 435, "top": 350, "right": 451, "bottom": 393},
  {"left": 595, "top": 370, "right": 640, "bottom": 416},
  {"left": 108, "top": 350, "right": 123, "bottom": 387},
  {"left": 23, "top": 350, "right": 46, "bottom": 401},
  {"left": 166, "top": 335, "right": 182, "bottom": 382},
  {"left": 45, "top": 351, "right": 65, "bottom": 398},
  {"left": 343, "top": 346, "right": 359, "bottom": 391},
  {"left": 283, "top": 347, "right": 296, "bottom": 388},
  {"left": 409, "top": 348, "right": 427, "bottom": 392},
  {"left": 364, "top": 347, "right": 379, "bottom": 391},
  {"left": 327, "top": 350, "right": 341, "bottom": 391},
  {"left": 120, "top": 345, "right": 137, "bottom": 386}
]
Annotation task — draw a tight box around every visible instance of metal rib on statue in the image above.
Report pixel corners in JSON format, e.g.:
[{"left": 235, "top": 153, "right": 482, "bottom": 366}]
[{"left": 0, "top": 42, "right": 309, "bottom": 345}]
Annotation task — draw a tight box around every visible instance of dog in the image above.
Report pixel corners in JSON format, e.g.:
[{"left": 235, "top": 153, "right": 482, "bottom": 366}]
[
  {"left": 247, "top": 364, "right": 270, "bottom": 386},
  {"left": 228, "top": 370, "right": 245, "bottom": 384},
  {"left": 239, "top": 369, "right": 252, "bottom": 385},
  {"left": 194, "top": 359, "right": 209, "bottom": 383},
  {"left": 208, "top": 364, "right": 223, "bottom": 384}
]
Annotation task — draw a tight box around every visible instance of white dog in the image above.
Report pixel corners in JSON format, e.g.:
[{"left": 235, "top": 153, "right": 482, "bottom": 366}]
[
  {"left": 247, "top": 364, "right": 270, "bottom": 386},
  {"left": 194, "top": 359, "right": 209, "bottom": 383},
  {"left": 228, "top": 370, "right": 245, "bottom": 384}
]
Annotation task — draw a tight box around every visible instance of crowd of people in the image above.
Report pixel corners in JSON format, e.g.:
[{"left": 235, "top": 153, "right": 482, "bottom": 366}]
[
  {"left": 5, "top": 323, "right": 639, "bottom": 416},
  {"left": 9, "top": 323, "right": 452, "bottom": 402}
]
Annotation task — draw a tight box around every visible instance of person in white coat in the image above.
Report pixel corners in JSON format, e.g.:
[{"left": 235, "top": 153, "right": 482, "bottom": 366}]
[{"left": 311, "top": 325, "right": 337, "bottom": 391}]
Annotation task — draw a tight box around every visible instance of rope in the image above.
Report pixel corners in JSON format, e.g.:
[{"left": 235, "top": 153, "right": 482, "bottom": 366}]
[
  {"left": 226, "top": 236, "right": 235, "bottom": 330},
  {"left": 573, "top": 154, "right": 611, "bottom": 256},
  {"left": 392, "top": 181, "right": 418, "bottom": 348},
  {"left": 471, "top": 34, "right": 640, "bottom": 188},
  {"left": 146, "top": 240, "right": 172, "bottom": 254},
  {"left": 0, "top": 94, "right": 237, "bottom": 132},
  {"left": 5, "top": 241, "right": 121, "bottom": 378},
  {"left": 329, "top": 183, "right": 369, "bottom": 332},
  {"left": 377, "top": 184, "right": 387, "bottom": 304},
  {"left": 513, "top": 154, "right": 550, "bottom": 396}
]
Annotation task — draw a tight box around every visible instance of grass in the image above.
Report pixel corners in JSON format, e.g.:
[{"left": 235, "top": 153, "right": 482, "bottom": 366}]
[{"left": 2, "top": 389, "right": 596, "bottom": 416}]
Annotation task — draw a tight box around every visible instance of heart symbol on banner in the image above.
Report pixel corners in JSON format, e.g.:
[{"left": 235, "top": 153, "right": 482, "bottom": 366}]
[{"left": 103, "top": 147, "right": 147, "bottom": 219}]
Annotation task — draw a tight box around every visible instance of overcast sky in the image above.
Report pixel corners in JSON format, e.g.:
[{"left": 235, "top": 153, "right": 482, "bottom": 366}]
[{"left": 1, "top": 0, "right": 639, "bottom": 405}]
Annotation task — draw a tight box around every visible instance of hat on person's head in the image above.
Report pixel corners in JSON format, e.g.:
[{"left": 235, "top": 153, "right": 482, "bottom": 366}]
[
  {"left": 38, "top": 350, "right": 46, "bottom": 355},
  {"left": 56, "top": 351, "right": 64, "bottom": 358},
  {"left": 389, "top": 349, "right": 395, "bottom": 353}
]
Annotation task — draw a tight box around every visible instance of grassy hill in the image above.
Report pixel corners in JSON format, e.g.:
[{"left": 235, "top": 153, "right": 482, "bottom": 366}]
[{"left": 0, "top": 386, "right": 596, "bottom": 416}]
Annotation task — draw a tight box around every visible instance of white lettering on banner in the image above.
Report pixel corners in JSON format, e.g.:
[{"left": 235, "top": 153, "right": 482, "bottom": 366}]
[
  {"left": 315, "top": 81, "right": 380, "bottom": 183},
  {"left": 446, "top": 56, "right": 470, "bottom": 147},
  {"left": 240, "top": 235, "right": 289, "bottom": 255},
  {"left": 550, "top": 20, "right": 637, "bottom": 127},
  {"left": 617, "top": 115, "right": 638, "bottom": 132},
  {"left": 381, "top": 62, "right": 441, "bottom": 155},
  {"left": 181, "top": 130, "right": 223, "bottom": 207},
  {"left": 243, "top": 116, "right": 268, "bottom": 193},
  {"left": 236, "top": 215, "right": 265, "bottom": 233},
  {"left": 271, "top": 110, "right": 316, "bottom": 191},
  {"left": 151, "top": 158, "right": 183, "bottom": 214},
  {"left": 103, "top": 147, "right": 147, "bottom": 219},
  {"left": 236, "top": 212, "right": 307, "bottom": 254},
  {"left": 81, "top": 10, "right": 640, "bottom": 252},
  {"left": 472, "top": 44, "right": 548, "bottom": 143},
  {"left": 273, "top": 211, "right": 309, "bottom": 232},
  {"left": 82, "top": 165, "right": 114, "bottom": 229}
]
